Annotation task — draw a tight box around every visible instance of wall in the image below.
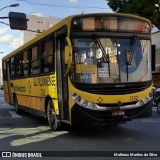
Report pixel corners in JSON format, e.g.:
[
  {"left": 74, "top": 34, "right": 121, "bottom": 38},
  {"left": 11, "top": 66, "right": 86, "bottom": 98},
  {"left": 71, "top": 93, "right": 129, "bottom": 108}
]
[
  {"left": 152, "top": 31, "right": 160, "bottom": 87},
  {"left": 23, "top": 15, "right": 61, "bottom": 43}
]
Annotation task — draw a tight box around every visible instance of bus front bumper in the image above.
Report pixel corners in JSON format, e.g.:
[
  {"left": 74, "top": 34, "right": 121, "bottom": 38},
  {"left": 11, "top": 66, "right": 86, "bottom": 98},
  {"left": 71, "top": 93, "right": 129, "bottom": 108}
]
[{"left": 71, "top": 100, "right": 153, "bottom": 124}]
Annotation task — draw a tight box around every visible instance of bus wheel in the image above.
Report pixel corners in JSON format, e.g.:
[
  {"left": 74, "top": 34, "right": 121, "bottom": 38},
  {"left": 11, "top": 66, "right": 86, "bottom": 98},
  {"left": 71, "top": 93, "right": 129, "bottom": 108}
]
[
  {"left": 47, "top": 100, "right": 61, "bottom": 131},
  {"left": 157, "top": 101, "right": 160, "bottom": 113},
  {"left": 14, "top": 96, "right": 24, "bottom": 114}
]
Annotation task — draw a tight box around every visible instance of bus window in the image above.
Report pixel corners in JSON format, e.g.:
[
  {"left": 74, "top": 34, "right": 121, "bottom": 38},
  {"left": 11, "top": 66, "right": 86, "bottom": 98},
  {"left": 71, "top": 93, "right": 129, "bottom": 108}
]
[
  {"left": 16, "top": 53, "right": 23, "bottom": 78},
  {"left": 10, "top": 57, "right": 16, "bottom": 78},
  {"left": 42, "top": 40, "right": 54, "bottom": 73},
  {"left": 2, "top": 61, "right": 7, "bottom": 80},
  {"left": 23, "top": 51, "right": 29, "bottom": 77},
  {"left": 31, "top": 46, "right": 40, "bottom": 75}
]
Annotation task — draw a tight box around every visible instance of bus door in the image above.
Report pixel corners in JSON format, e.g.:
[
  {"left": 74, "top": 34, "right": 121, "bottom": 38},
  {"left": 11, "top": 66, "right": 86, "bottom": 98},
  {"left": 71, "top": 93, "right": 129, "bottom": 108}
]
[
  {"left": 56, "top": 27, "right": 69, "bottom": 122},
  {"left": 6, "top": 61, "right": 12, "bottom": 103}
]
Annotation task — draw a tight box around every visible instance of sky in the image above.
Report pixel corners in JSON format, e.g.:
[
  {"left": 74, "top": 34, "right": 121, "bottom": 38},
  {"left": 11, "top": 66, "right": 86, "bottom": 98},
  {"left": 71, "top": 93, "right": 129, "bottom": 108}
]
[{"left": 0, "top": 0, "right": 112, "bottom": 59}]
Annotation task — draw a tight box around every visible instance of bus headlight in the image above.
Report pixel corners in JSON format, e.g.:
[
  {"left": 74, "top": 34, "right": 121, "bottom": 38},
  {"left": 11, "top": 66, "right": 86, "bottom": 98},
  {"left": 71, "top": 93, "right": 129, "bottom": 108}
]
[
  {"left": 89, "top": 103, "right": 96, "bottom": 110},
  {"left": 82, "top": 100, "right": 88, "bottom": 107},
  {"left": 75, "top": 96, "right": 81, "bottom": 103},
  {"left": 136, "top": 94, "right": 152, "bottom": 106},
  {"left": 137, "top": 100, "right": 144, "bottom": 106},
  {"left": 144, "top": 97, "right": 149, "bottom": 103},
  {"left": 72, "top": 93, "right": 96, "bottom": 110},
  {"left": 72, "top": 93, "right": 81, "bottom": 103}
]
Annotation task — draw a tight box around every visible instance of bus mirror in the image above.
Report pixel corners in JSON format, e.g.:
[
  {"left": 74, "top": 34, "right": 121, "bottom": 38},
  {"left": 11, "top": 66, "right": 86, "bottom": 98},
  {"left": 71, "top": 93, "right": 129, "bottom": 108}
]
[
  {"left": 151, "top": 45, "right": 156, "bottom": 71},
  {"left": 65, "top": 37, "right": 72, "bottom": 65},
  {"left": 66, "top": 37, "right": 71, "bottom": 46},
  {"left": 65, "top": 46, "right": 72, "bottom": 64},
  {"left": 65, "top": 46, "right": 72, "bottom": 75},
  {"left": 9, "top": 12, "right": 28, "bottom": 30}
]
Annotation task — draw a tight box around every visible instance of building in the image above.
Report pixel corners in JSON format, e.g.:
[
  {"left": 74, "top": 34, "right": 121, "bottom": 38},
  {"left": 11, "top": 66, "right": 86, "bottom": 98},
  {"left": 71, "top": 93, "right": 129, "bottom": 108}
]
[
  {"left": 23, "top": 15, "right": 61, "bottom": 43},
  {"left": 152, "top": 31, "right": 160, "bottom": 87}
]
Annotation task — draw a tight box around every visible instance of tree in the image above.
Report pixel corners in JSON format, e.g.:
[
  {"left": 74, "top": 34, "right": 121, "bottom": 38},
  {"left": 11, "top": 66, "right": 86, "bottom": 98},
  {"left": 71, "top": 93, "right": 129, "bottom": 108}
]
[{"left": 106, "top": 0, "right": 160, "bottom": 29}]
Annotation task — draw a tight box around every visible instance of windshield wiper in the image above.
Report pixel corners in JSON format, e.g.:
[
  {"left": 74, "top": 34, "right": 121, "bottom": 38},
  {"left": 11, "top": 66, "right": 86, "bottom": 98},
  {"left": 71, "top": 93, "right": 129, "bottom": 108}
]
[
  {"left": 91, "top": 34, "right": 110, "bottom": 77},
  {"left": 92, "top": 34, "right": 109, "bottom": 63},
  {"left": 125, "top": 49, "right": 129, "bottom": 81},
  {"left": 125, "top": 35, "right": 137, "bottom": 81},
  {"left": 127, "top": 35, "right": 137, "bottom": 65}
]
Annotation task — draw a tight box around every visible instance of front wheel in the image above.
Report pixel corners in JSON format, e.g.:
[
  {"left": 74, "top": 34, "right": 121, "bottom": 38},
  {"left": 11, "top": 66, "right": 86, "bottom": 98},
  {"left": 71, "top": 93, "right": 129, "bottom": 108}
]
[
  {"left": 157, "top": 101, "right": 160, "bottom": 113},
  {"left": 46, "top": 99, "right": 61, "bottom": 131}
]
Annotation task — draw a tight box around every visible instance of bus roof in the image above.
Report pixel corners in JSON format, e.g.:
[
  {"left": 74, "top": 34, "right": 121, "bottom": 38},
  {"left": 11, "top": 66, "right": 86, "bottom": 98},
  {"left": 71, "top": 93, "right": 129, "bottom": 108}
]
[{"left": 2, "top": 12, "right": 151, "bottom": 61}]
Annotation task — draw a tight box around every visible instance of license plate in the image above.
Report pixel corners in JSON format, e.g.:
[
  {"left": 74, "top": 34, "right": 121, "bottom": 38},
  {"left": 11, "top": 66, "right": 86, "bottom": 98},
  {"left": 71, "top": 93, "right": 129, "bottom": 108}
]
[{"left": 112, "top": 110, "right": 125, "bottom": 116}]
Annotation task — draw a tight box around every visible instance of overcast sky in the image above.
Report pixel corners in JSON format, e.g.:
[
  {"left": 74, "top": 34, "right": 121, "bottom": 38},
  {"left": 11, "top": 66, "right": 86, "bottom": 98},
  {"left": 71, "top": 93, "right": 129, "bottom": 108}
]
[{"left": 0, "top": 0, "right": 112, "bottom": 59}]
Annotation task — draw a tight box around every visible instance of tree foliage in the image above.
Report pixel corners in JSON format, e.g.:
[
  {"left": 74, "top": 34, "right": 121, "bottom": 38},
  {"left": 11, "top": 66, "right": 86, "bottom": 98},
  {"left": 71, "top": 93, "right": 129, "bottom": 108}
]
[{"left": 107, "top": 0, "right": 160, "bottom": 29}]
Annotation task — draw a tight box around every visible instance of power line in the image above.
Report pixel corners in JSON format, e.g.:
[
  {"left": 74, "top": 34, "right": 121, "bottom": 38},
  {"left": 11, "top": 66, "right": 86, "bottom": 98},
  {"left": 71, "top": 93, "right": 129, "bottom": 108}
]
[
  {"left": 0, "top": 21, "right": 9, "bottom": 26},
  {"left": 0, "top": 21, "right": 41, "bottom": 33},
  {"left": 14, "top": 0, "right": 110, "bottom": 10}
]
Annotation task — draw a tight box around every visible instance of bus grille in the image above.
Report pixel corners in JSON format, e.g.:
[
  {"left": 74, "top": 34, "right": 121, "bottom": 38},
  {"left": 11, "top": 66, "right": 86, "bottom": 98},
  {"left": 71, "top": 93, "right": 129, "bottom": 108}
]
[{"left": 72, "top": 81, "right": 151, "bottom": 95}]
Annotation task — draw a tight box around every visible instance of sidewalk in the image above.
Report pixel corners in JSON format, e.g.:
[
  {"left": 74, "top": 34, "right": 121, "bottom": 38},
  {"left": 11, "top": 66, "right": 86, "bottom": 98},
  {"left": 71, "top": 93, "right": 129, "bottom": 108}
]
[{"left": 0, "top": 97, "right": 14, "bottom": 109}]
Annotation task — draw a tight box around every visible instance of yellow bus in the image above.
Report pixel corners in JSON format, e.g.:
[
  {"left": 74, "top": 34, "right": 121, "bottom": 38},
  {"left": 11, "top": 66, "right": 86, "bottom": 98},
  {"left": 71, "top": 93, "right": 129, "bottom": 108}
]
[{"left": 2, "top": 13, "right": 154, "bottom": 131}]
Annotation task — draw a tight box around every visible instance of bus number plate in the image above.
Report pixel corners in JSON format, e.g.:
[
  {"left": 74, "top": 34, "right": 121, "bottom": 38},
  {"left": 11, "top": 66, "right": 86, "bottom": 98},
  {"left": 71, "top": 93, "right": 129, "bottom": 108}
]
[{"left": 112, "top": 110, "right": 125, "bottom": 116}]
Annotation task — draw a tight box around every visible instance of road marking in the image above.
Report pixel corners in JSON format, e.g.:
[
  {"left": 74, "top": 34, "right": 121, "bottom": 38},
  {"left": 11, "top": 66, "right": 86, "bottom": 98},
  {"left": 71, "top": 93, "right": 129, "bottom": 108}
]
[{"left": 8, "top": 111, "right": 23, "bottom": 118}]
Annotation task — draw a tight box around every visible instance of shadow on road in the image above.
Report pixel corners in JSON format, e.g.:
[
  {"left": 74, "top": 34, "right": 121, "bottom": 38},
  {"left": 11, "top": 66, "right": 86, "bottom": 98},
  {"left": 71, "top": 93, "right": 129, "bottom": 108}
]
[{"left": 0, "top": 107, "right": 160, "bottom": 153}]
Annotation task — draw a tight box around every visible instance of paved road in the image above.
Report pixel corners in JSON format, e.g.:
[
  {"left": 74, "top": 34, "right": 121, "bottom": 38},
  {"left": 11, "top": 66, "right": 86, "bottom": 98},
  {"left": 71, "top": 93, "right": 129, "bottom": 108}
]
[{"left": 0, "top": 90, "right": 160, "bottom": 159}]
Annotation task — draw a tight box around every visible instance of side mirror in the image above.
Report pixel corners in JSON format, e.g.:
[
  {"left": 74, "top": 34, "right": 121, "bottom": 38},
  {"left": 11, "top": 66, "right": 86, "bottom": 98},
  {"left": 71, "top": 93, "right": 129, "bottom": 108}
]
[{"left": 9, "top": 12, "right": 28, "bottom": 30}]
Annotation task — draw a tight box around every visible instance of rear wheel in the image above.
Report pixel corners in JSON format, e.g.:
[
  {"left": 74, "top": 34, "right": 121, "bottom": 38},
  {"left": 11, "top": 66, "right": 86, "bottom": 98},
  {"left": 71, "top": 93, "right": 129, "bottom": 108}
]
[{"left": 47, "top": 99, "right": 61, "bottom": 131}]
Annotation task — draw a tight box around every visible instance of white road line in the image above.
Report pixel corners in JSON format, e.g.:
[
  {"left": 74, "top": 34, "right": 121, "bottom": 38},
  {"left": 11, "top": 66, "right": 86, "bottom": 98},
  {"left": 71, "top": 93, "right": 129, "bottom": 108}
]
[{"left": 8, "top": 111, "right": 23, "bottom": 118}]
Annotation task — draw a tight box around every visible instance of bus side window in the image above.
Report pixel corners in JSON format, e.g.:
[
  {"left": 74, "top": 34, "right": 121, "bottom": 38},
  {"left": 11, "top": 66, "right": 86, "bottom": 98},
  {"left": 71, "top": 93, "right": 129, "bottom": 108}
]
[
  {"left": 10, "top": 57, "right": 16, "bottom": 79},
  {"left": 23, "top": 51, "right": 29, "bottom": 77},
  {"left": 16, "top": 53, "right": 23, "bottom": 78},
  {"left": 41, "top": 42, "right": 45, "bottom": 73},
  {"left": 43, "top": 39, "right": 55, "bottom": 73},
  {"left": 31, "top": 46, "right": 40, "bottom": 75},
  {"left": 2, "top": 61, "right": 7, "bottom": 80}
]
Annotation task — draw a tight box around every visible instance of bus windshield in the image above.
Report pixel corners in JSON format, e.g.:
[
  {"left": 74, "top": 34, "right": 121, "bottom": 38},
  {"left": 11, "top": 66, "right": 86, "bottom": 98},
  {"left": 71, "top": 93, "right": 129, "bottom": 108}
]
[{"left": 71, "top": 37, "right": 151, "bottom": 84}]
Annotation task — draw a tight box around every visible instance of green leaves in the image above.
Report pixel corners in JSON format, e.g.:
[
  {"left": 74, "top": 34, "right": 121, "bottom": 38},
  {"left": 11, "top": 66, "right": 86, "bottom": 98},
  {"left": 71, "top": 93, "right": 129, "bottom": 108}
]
[{"left": 107, "top": 0, "right": 160, "bottom": 29}]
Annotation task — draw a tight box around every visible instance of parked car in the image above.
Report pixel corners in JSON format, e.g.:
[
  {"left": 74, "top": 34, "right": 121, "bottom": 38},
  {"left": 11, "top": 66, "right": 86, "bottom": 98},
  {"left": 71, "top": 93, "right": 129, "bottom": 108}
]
[
  {"left": 0, "top": 84, "right": 3, "bottom": 90},
  {"left": 153, "top": 88, "right": 160, "bottom": 113}
]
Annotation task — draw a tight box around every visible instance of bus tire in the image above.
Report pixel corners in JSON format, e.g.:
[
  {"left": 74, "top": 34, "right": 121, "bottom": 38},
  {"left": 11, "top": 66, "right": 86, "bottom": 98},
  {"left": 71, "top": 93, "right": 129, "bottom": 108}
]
[
  {"left": 47, "top": 99, "right": 61, "bottom": 131},
  {"left": 14, "top": 96, "right": 24, "bottom": 114},
  {"left": 157, "top": 101, "right": 160, "bottom": 113}
]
